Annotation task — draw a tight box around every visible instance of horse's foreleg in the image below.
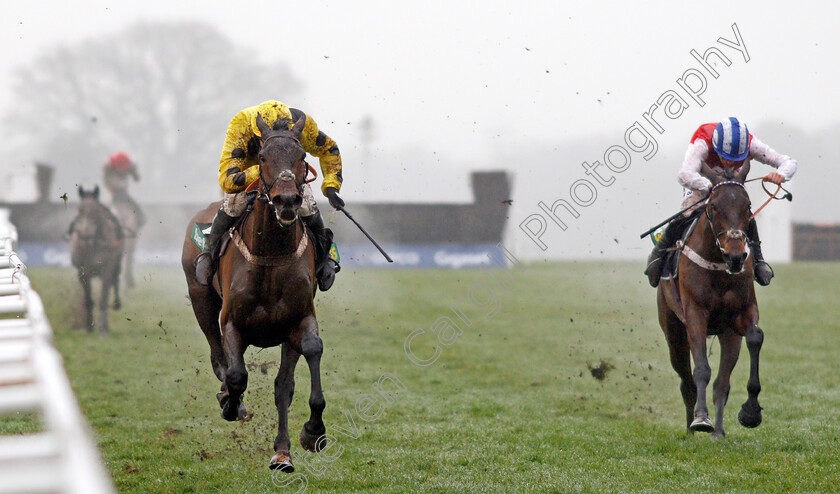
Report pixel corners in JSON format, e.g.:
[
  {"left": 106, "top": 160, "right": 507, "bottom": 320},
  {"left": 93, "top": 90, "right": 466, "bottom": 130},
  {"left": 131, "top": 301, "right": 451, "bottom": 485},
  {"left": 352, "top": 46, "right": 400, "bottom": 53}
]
[
  {"left": 221, "top": 321, "right": 249, "bottom": 422},
  {"left": 712, "top": 331, "right": 742, "bottom": 439},
  {"left": 271, "top": 343, "right": 301, "bottom": 471},
  {"left": 685, "top": 306, "right": 713, "bottom": 433},
  {"left": 297, "top": 316, "right": 326, "bottom": 452},
  {"left": 80, "top": 274, "right": 94, "bottom": 332},
  {"left": 738, "top": 324, "right": 764, "bottom": 428}
]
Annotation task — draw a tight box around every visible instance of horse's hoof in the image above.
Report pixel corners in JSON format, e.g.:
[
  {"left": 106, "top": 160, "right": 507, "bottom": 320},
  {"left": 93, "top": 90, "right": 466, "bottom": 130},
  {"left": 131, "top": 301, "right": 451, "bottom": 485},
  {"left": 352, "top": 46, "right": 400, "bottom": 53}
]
[
  {"left": 237, "top": 402, "right": 251, "bottom": 421},
  {"left": 113, "top": 301, "right": 122, "bottom": 310},
  {"left": 738, "top": 406, "right": 762, "bottom": 428},
  {"left": 300, "top": 422, "right": 326, "bottom": 452},
  {"left": 269, "top": 451, "right": 294, "bottom": 472},
  {"left": 221, "top": 400, "right": 240, "bottom": 422},
  {"left": 690, "top": 416, "right": 714, "bottom": 433},
  {"left": 711, "top": 431, "right": 726, "bottom": 440}
]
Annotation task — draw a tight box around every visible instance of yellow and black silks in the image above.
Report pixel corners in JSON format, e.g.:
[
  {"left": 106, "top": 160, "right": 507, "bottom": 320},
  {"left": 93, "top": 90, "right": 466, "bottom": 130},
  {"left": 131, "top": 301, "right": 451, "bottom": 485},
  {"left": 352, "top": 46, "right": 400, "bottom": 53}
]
[{"left": 218, "top": 100, "right": 342, "bottom": 195}]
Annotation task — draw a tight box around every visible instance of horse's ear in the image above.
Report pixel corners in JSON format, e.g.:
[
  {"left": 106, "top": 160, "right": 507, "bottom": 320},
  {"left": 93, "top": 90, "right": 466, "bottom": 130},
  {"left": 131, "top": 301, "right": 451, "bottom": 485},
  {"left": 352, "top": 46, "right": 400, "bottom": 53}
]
[
  {"left": 93, "top": 185, "right": 100, "bottom": 199},
  {"left": 734, "top": 159, "right": 751, "bottom": 183},
  {"left": 291, "top": 114, "right": 306, "bottom": 139},
  {"left": 255, "top": 113, "right": 271, "bottom": 138},
  {"left": 701, "top": 163, "right": 723, "bottom": 185}
]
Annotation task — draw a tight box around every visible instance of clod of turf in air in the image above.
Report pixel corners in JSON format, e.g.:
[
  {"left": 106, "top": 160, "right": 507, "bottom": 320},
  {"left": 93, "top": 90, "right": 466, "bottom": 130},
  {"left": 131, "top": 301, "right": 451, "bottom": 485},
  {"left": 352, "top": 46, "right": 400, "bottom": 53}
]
[{"left": 588, "top": 360, "right": 615, "bottom": 381}]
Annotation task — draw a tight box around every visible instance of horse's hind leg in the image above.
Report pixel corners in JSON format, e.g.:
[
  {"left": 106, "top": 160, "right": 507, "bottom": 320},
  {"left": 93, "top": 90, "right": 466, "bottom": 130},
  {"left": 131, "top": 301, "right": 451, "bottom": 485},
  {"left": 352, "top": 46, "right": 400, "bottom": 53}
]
[
  {"left": 270, "top": 343, "right": 301, "bottom": 471},
  {"left": 220, "top": 322, "right": 249, "bottom": 422},
  {"left": 99, "top": 277, "right": 111, "bottom": 336},
  {"left": 188, "top": 287, "right": 227, "bottom": 392},
  {"left": 738, "top": 324, "right": 764, "bottom": 428},
  {"left": 112, "top": 267, "right": 122, "bottom": 310},
  {"left": 297, "top": 316, "right": 326, "bottom": 452},
  {"left": 662, "top": 312, "right": 696, "bottom": 432},
  {"left": 711, "top": 331, "right": 742, "bottom": 439},
  {"left": 124, "top": 238, "right": 136, "bottom": 289}
]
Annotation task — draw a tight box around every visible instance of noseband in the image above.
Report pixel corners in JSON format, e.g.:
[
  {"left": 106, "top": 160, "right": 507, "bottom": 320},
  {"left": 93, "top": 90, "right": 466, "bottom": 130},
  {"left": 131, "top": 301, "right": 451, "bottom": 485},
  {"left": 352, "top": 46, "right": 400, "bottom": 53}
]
[{"left": 704, "top": 181, "right": 750, "bottom": 269}]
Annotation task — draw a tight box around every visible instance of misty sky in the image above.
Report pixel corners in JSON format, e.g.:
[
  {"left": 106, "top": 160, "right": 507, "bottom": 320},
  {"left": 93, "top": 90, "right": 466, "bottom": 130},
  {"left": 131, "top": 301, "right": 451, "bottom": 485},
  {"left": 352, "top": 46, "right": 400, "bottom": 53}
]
[{"left": 1, "top": 1, "right": 837, "bottom": 259}]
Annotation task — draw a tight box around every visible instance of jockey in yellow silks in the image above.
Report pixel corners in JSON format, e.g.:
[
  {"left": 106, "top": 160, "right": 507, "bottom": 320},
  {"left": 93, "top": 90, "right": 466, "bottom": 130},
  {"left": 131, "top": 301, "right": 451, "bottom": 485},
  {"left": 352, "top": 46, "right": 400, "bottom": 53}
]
[{"left": 194, "top": 100, "right": 344, "bottom": 290}]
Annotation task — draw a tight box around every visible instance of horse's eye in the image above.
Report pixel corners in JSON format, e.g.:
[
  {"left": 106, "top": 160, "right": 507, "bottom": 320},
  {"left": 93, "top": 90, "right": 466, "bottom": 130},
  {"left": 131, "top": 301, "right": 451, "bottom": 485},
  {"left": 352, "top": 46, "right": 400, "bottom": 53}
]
[
  {"left": 259, "top": 155, "right": 265, "bottom": 163},
  {"left": 709, "top": 204, "right": 717, "bottom": 212}
]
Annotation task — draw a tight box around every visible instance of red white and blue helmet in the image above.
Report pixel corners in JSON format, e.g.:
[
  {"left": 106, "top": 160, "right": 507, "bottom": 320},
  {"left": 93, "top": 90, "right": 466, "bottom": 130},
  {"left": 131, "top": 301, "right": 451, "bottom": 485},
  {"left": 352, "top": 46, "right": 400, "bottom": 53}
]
[{"left": 712, "top": 117, "right": 749, "bottom": 161}]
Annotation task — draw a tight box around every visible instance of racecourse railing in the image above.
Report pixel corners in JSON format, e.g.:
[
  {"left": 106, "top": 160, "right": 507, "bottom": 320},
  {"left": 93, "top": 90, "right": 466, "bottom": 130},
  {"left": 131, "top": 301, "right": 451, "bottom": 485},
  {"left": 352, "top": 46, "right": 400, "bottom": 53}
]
[{"left": 0, "top": 210, "right": 114, "bottom": 494}]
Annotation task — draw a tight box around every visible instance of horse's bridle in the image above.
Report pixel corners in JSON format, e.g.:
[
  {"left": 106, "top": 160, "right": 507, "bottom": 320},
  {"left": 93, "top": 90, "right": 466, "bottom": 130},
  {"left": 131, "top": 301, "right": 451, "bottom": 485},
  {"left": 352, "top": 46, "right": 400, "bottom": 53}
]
[
  {"left": 704, "top": 180, "right": 750, "bottom": 259},
  {"left": 256, "top": 134, "right": 305, "bottom": 224}
]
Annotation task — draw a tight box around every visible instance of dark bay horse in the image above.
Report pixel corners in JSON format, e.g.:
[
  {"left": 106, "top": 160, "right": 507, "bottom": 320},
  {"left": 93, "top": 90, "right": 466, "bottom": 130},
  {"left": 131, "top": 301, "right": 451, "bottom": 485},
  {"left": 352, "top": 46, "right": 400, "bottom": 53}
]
[
  {"left": 182, "top": 114, "right": 325, "bottom": 471},
  {"left": 69, "top": 186, "right": 122, "bottom": 335},
  {"left": 657, "top": 162, "right": 764, "bottom": 438}
]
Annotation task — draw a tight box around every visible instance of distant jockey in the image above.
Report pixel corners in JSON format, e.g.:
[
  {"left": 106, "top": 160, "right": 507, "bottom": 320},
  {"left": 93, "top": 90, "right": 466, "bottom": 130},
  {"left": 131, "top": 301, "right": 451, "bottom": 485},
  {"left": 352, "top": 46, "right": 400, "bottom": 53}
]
[
  {"left": 645, "top": 117, "right": 798, "bottom": 287},
  {"left": 193, "top": 100, "right": 343, "bottom": 290},
  {"left": 103, "top": 151, "right": 146, "bottom": 228}
]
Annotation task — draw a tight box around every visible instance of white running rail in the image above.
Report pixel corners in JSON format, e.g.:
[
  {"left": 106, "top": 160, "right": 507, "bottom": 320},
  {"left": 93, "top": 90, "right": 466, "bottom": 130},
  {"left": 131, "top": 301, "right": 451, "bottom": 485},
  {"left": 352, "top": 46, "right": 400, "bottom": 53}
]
[{"left": 0, "top": 209, "right": 114, "bottom": 494}]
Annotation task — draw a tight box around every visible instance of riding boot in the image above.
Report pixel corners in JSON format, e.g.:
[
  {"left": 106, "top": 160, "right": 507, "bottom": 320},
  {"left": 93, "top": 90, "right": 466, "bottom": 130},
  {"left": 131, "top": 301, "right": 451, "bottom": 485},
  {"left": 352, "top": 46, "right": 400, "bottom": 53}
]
[
  {"left": 644, "top": 214, "right": 692, "bottom": 288},
  {"left": 194, "top": 208, "right": 237, "bottom": 286},
  {"left": 302, "top": 211, "right": 340, "bottom": 292},
  {"left": 747, "top": 218, "right": 774, "bottom": 286}
]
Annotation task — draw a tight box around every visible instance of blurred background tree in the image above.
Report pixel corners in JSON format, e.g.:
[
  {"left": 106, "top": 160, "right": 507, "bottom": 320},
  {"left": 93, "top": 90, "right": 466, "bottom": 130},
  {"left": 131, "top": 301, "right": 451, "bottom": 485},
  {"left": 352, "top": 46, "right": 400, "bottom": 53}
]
[{"left": 4, "top": 21, "right": 302, "bottom": 202}]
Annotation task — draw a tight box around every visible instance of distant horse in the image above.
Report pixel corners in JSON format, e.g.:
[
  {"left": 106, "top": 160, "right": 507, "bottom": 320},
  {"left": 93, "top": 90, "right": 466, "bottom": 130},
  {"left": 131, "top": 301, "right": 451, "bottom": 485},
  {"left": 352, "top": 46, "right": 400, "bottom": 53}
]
[
  {"left": 657, "top": 162, "right": 764, "bottom": 438},
  {"left": 111, "top": 196, "right": 144, "bottom": 289},
  {"left": 69, "top": 186, "right": 123, "bottom": 335},
  {"left": 182, "top": 114, "right": 325, "bottom": 471}
]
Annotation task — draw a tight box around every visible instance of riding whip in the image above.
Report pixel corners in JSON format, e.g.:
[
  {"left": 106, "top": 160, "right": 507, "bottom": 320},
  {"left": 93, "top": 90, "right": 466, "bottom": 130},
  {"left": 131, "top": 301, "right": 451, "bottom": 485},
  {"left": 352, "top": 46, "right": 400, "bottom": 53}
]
[
  {"left": 639, "top": 195, "right": 708, "bottom": 239},
  {"left": 336, "top": 205, "right": 394, "bottom": 263}
]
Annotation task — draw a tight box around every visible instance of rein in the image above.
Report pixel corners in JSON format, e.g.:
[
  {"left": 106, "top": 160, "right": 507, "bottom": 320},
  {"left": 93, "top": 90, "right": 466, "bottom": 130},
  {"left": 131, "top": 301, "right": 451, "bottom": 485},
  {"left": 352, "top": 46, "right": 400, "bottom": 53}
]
[{"left": 744, "top": 175, "right": 792, "bottom": 220}]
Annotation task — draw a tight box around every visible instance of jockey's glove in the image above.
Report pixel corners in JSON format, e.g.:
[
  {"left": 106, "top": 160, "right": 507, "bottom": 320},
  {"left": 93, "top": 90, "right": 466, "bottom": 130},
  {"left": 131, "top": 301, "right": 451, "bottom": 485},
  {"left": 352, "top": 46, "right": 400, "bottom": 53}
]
[{"left": 325, "top": 187, "right": 345, "bottom": 209}]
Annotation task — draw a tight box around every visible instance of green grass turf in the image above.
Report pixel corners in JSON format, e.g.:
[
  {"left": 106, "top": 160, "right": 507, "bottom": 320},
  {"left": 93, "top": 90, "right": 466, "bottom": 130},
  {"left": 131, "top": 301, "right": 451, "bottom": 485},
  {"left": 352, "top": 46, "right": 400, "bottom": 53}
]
[{"left": 2, "top": 262, "right": 839, "bottom": 493}]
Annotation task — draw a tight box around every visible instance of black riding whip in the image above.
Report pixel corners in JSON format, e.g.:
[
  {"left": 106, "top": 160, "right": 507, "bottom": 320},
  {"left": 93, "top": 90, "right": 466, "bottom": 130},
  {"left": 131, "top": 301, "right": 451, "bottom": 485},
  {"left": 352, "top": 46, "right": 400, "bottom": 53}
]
[
  {"left": 639, "top": 195, "right": 709, "bottom": 239},
  {"left": 336, "top": 205, "right": 394, "bottom": 263}
]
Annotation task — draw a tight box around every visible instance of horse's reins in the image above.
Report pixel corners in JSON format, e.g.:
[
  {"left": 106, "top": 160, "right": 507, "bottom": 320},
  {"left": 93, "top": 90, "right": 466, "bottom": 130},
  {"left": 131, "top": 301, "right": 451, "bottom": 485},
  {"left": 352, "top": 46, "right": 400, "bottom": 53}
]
[{"left": 745, "top": 175, "right": 793, "bottom": 220}]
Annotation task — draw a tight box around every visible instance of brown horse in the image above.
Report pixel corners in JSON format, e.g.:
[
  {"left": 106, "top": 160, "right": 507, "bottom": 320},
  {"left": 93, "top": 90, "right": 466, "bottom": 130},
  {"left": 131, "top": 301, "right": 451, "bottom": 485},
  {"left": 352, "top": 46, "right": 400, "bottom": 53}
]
[
  {"left": 657, "top": 162, "right": 764, "bottom": 438},
  {"left": 182, "top": 114, "right": 325, "bottom": 471},
  {"left": 69, "top": 186, "right": 123, "bottom": 335}
]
